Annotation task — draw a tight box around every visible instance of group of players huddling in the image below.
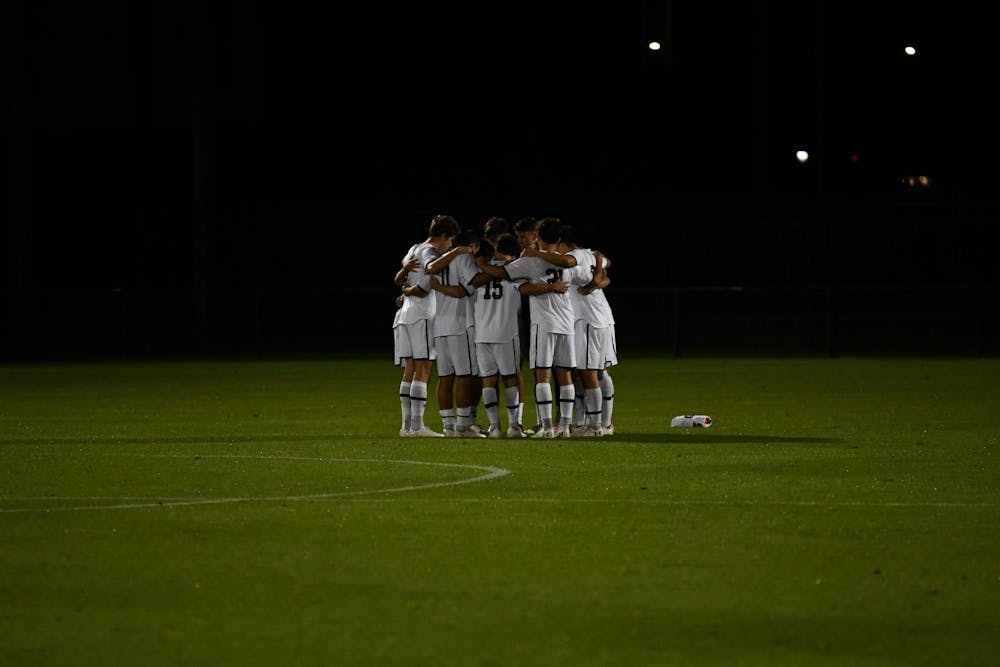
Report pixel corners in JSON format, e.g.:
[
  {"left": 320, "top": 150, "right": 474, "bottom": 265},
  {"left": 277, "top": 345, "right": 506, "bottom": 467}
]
[{"left": 393, "top": 215, "right": 617, "bottom": 439}]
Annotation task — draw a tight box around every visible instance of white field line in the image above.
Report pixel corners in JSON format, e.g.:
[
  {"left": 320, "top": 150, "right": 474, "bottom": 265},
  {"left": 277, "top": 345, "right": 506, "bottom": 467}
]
[{"left": 0, "top": 455, "right": 510, "bottom": 513}]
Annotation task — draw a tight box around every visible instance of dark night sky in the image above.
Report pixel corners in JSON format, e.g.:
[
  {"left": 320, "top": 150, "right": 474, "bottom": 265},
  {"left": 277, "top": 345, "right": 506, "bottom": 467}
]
[{"left": 7, "top": 1, "right": 998, "bottom": 292}]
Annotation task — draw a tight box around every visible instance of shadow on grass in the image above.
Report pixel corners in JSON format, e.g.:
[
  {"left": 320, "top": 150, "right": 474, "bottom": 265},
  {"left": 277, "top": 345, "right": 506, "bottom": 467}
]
[
  {"left": 0, "top": 433, "right": 844, "bottom": 447},
  {"left": 618, "top": 433, "right": 843, "bottom": 445}
]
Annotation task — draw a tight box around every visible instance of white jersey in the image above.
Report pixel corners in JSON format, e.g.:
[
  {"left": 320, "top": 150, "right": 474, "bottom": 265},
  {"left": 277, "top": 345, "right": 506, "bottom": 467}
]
[
  {"left": 473, "top": 259, "right": 523, "bottom": 343},
  {"left": 399, "top": 241, "right": 439, "bottom": 325},
  {"left": 433, "top": 252, "right": 478, "bottom": 336},
  {"left": 504, "top": 255, "right": 578, "bottom": 335},
  {"left": 566, "top": 247, "right": 615, "bottom": 328}
]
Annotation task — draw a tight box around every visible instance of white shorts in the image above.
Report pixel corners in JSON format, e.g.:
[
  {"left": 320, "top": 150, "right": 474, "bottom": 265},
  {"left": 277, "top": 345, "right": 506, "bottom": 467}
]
[
  {"left": 435, "top": 329, "right": 477, "bottom": 377},
  {"left": 529, "top": 324, "right": 575, "bottom": 370},
  {"left": 393, "top": 325, "right": 404, "bottom": 366},
  {"left": 476, "top": 338, "right": 521, "bottom": 378},
  {"left": 605, "top": 324, "right": 618, "bottom": 367},
  {"left": 397, "top": 319, "right": 435, "bottom": 361},
  {"left": 574, "top": 320, "right": 614, "bottom": 371}
]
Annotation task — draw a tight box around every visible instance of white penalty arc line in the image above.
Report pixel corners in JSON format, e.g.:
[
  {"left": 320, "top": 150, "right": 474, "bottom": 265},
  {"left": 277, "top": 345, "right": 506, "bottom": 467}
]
[{"left": 0, "top": 455, "right": 511, "bottom": 513}]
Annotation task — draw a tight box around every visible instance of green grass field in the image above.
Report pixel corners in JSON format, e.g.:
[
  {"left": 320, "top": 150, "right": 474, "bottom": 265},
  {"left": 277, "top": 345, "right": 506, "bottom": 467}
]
[{"left": 2, "top": 356, "right": 998, "bottom": 665}]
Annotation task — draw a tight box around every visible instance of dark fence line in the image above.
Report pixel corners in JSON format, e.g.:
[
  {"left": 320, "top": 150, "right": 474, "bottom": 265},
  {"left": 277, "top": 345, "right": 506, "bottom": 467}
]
[{"left": 2, "top": 284, "right": 997, "bottom": 360}]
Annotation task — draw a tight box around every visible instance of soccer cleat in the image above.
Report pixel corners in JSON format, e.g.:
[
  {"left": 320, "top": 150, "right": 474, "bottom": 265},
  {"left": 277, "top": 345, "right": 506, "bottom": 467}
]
[
  {"left": 603, "top": 423, "right": 614, "bottom": 435},
  {"left": 410, "top": 426, "right": 445, "bottom": 438},
  {"left": 444, "top": 428, "right": 460, "bottom": 438},
  {"left": 506, "top": 425, "right": 525, "bottom": 438},
  {"left": 555, "top": 426, "right": 572, "bottom": 438},
  {"left": 530, "top": 427, "right": 554, "bottom": 439},
  {"left": 523, "top": 423, "right": 543, "bottom": 436},
  {"left": 469, "top": 424, "right": 488, "bottom": 436},
  {"left": 457, "top": 427, "right": 486, "bottom": 439},
  {"left": 487, "top": 426, "right": 502, "bottom": 439},
  {"left": 670, "top": 415, "right": 712, "bottom": 428},
  {"left": 399, "top": 428, "right": 412, "bottom": 437},
  {"left": 578, "top": 425, "right": 605, "bottom": 437}
]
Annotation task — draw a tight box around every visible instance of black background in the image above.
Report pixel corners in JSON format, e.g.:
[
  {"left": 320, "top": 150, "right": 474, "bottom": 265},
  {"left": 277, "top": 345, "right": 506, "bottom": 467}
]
[{"left": 5, "top": 1, "right": 999, "bottom": 358}]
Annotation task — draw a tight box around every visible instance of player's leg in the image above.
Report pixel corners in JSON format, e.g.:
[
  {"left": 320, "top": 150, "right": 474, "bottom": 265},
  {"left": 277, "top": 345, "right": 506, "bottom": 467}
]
[
  {"left": 552, "top": 332, "right": 577, "bottom": 436},
  {"left": 600, "top": 325, "right": 618, "bottom": 434},
  {"left": 436, "top": 335, "right": 459, "bottom": 436},
  {"left": 406, "top": 320, "right": 442, "bottom": 437},
  {"left": 529, "top": 325, "right": 556, "bottom": 438}
]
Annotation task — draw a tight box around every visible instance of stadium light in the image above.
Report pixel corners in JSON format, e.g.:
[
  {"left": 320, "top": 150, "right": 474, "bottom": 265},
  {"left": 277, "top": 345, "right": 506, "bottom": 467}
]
[
  {"left": 648, "top": 41, "right": 661, "bottom": 51},
  {"left": 904, "top": 45, "right": 917, "bottom": 56},
  {"left": 795, "top": 150, "right": 809, "bottom": 164}
]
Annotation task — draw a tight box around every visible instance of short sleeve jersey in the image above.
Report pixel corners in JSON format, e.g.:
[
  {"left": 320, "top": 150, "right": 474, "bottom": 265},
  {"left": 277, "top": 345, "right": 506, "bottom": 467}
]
[
  {"left": 504, "top": 255, "right": 577, "bottom": 335},
  {"left": 399, "top": 242, "right": 439, "bottom": 325},
  {"left": 473, "top": 259, "right": 523, "bottom": 343},
  {"left": 566, "top": 247, "right": 615, "bottom": 328},
  {"left": 433, "top": 252, "right": 478, "bottom": 336}
]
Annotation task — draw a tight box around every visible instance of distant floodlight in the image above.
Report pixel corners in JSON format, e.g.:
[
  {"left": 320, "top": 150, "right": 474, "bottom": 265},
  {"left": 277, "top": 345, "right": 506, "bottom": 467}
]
[
  {"left": 796, "top": 150, "right": 809, "bottom": 163},
  {"left": 904, "top": 45, "right": 917, "bottom": 56},
  {"left": 648, "top": 41, "right": 661, "bottom": 51}
]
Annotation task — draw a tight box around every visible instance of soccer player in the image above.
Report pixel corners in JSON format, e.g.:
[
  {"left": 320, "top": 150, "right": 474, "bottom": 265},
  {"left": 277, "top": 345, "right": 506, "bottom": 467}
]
[
  {"left": 557, "top": 225, "right": 614, "bottom": 436},
  {"left": 469, "top": 234, "right": 526, "bottom": 438},
  {"left": 396, "top": 214, "right": 460, "bottom": 437},
  {"left": 393, "top": 257, "right": 420, "bottom": 436},
  {"left": 427, "top": 229, "right": 485, "bottom": 438},
  {"left": 478, "top": 218, "right": 580, "bottom": 438}
]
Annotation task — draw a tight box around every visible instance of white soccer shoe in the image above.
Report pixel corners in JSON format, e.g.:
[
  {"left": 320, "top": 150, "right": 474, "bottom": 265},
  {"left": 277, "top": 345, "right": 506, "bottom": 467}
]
[
  {"left": 530, "top": 427, "right": 554, "bottom": 439},
  {"left": 399, "top": 428, "right": 412, "bottom": 437},
  {"left": 524, "top": 423, "right": 543, "bottom": 437},
  {"left": 670, "top": 415, "right": 712, "bottom": 428},
  {"left": 487, "top": 426, "right": 502, "bottom": 439},
  {"left": 506, "top": 425, "right": 525, "bottom": 438},
  {"left": 457, "top": 426, "right": 486, "bottom": 439},
  {"left": 410, "top": 426, "right": 445, "bottom": 438},
  {"left": 578, "top": 425, "right": 605, "bottom": 437}
]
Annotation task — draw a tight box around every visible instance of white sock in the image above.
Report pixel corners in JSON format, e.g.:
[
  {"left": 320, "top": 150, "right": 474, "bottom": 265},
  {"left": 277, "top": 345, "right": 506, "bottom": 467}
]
[
  {"left": 456, "top": 406, "right": 472, "bottom": 430},
  {"left": 535, "top": 382, "right": 553, "bottom": 428},
  {"left": 439, "top": 408, "right": 455, "bottom": 431},
  {"left": 400, "top": 381, "right": 411, "bottom": 430},
  {"left": 517, "top": 402, "right": 524, "bottom": 427},
  {"left": 599, "top": 372, "right": 614, "bottom": 427},
  {"left": 504, "top": 386, "right": 520, "bottom": 429},
  {"left": 482, "top": 387, "right": 500, "bottom": 428},
  {"left": 409, "top": 381, "right": 428, "bottom": 430},
  {"left": 558, "top": 384, "right": 575, "bottom": 428},
  {"left": 585, "top": 387, "right": 602, "bottom": 427}
]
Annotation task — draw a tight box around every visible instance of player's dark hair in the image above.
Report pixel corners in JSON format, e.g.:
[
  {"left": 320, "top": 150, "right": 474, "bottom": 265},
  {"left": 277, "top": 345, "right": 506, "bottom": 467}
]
[
  {"left": 558, "top": 224, "right": 577, "bottom": 247},
  {"left": 475, "top": 239, "right": 495, "bottom": 260},
  {"left": 514, "top": 217, "right": 538, "bottom": 233},
  {"left": 429, "top": 214, "right": 460, "bottom": 239},
  {"left": 483, "top": 217, "right": 509, "bottom": 238},
  {"left": 455, "top": 228, "right": 480, "bottom": 247},
  {"left": 536, "top": 217, "right": 562, "bottom": 244},
  {"left": 495, "top": 233, "right": 521, "bottom": 258}
]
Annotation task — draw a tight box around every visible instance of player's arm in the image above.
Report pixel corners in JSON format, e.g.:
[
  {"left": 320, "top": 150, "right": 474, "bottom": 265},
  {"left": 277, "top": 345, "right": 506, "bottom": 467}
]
[
  {"left": 520, "top": 281, "right": 568, "bottom": 296},
  {"left": 475, "top": 255, "right": 510, "bottom": 281},
  {"left": 429, "top": 276, "right": 467, "bottom": 298},
  {"left": 403, "top": 283, "right": 428, "bottom": 297},
  {"left": 393, "top": 258, "right": 420, "bottom": 285},
  {"left": 521, "top": 246, "right": 577, "bottom": 268},
  {"left": 578, "top": 251, "right": 610, "bottom": 294},
  {"left": 426, "top": 245, "right": 473, "bottom": 274}
]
